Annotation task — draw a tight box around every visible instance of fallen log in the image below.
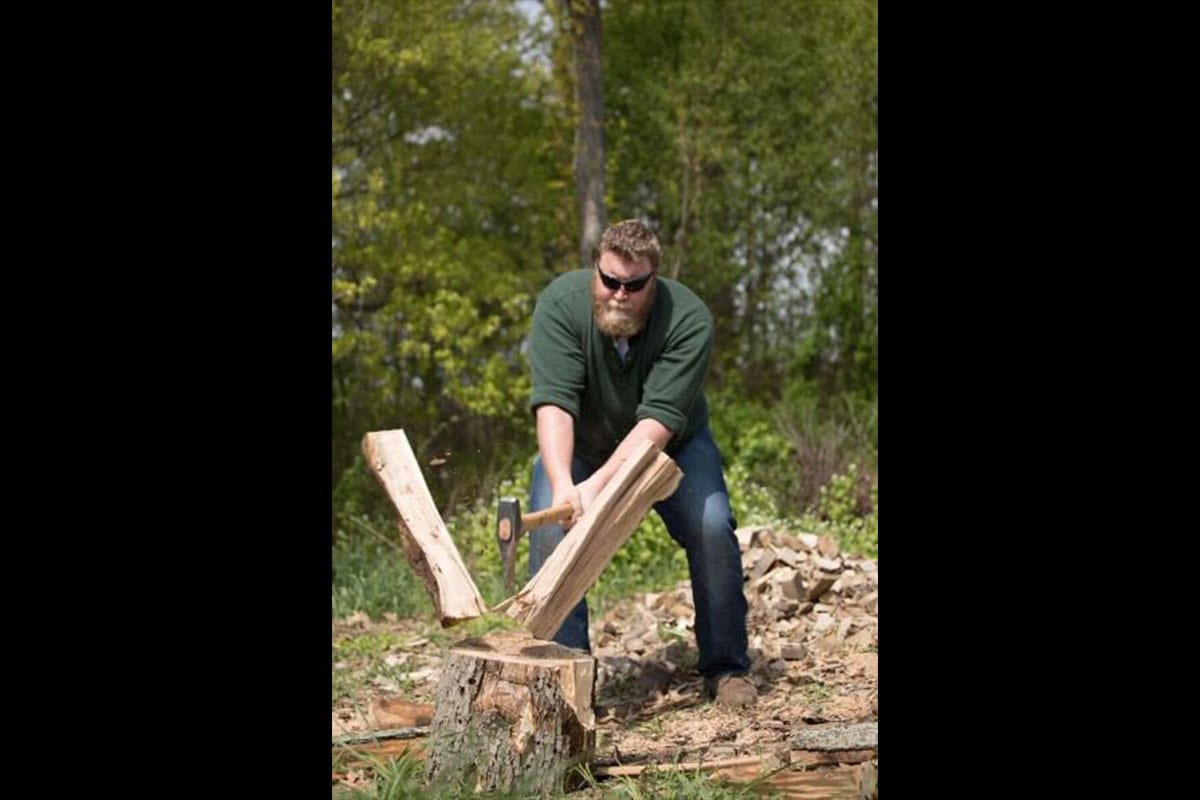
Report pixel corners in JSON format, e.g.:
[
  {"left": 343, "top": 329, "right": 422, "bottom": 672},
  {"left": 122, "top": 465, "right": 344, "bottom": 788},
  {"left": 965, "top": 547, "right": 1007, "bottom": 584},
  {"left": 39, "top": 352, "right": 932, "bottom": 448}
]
[
  {"left": 425, "top": 631, "right": 596, "bottom": 795},
  {"left": 362, "top": 429, "right": 487, "bottom": 626}
]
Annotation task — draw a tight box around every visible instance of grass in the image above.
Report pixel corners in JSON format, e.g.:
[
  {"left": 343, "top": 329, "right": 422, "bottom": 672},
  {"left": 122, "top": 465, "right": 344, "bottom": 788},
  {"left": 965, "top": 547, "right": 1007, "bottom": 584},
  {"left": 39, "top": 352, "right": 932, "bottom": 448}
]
[
  {"left": 334, "top": 750, "right": 779, "bottom": 799},
  {"left": 584, "top": 767, "right": 771, "bottom": 800},
  {"left": 332, "top": 511, "right": 691, "bottom": 627},
  {"left": 332, "top": 610, "right": 522, "bottom": 706},
  {"left": 801, "top": 680, "right": 835, "bottom": 707}
]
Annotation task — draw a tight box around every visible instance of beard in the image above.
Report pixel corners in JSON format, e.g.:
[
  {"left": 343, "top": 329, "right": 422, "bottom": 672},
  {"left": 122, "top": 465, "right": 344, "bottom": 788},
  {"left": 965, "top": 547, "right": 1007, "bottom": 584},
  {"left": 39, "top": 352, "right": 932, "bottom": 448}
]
[{"left": 592, "top": 281, "right": 654, "bottom": 337}]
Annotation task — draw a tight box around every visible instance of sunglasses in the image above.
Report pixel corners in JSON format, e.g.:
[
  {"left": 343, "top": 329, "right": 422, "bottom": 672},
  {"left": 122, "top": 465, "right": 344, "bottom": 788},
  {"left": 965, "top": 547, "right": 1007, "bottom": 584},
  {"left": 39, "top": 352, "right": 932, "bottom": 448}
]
[{"left": 597, "top": 266, "right": 655, "bottom": 294}]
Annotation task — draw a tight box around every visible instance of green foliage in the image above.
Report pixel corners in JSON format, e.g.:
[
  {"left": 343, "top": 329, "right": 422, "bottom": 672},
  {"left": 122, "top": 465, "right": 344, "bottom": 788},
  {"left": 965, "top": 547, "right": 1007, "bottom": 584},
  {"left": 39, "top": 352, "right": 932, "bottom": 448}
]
[
  {"left": 330, "top": 0, "right": 879, "bottom": 619},
  {"left": 333, "top": 631, "right": 403, "bottom": 661},
  {"left": 796, "top": 463, "right": 878, "bottom": 559},
  {"left": 595, "top": 765, "right": 768, "bottom": 800},
  {"left": 333, "top": 0, "right": 570, "bottom": 511},
  {"left": 332, "top": 531, "right": 433, "bottom": 622},
  {"left": 725, "top": 460, "right": 788, "bottom": 528},
  {"left": 603, "top": 0, "right": 878, "bottom": 399},
  {"left": 333, "top": 750, "right": 427, "bottom": 800},
  {"left": 818, "top": 463, "right": 864, "bottom": 527},
  {"left": 801, "top": 680, "right": 836, "bottom": 705},
  {"left": 332, "top": 627, "right": 422, "bottom": 705},
  {"left": 334, "top": 749, "right": 772, "bottom": 800}
]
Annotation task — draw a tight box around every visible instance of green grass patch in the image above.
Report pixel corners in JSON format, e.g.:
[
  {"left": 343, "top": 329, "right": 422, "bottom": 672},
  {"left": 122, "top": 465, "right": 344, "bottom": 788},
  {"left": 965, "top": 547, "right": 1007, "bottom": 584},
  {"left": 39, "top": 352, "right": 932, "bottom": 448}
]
[{"left": 334, "top": 749, "right": 775, "bottom": 799}]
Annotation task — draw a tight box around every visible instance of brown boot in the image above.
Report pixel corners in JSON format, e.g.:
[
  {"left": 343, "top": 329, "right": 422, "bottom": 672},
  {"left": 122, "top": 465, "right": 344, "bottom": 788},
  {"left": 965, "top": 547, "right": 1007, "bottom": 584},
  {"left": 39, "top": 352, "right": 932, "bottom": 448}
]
[{"left": 706, "top": 673, "right": 757, "bottom": 709}]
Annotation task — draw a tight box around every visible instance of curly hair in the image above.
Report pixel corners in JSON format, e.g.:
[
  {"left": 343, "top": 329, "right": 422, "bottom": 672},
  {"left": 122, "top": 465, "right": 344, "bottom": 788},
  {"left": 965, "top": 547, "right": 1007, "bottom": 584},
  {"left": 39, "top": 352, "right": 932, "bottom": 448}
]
[{"left": 593, "top": 218, "right": 661, "bottom": 271}]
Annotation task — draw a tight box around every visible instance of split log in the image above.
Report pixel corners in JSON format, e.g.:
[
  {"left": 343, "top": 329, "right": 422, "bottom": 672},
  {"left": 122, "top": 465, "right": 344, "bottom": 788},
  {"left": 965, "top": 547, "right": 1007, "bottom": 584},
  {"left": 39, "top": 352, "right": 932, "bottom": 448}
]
[
  {"left": 502, "top": 440, "right": 682, "bottom": 638},
  {"left": 426, "top": 631, "right": 596, "bottom": 795},
  {"left": 362, "top": 430, "right": 487, "bottom": 626}
]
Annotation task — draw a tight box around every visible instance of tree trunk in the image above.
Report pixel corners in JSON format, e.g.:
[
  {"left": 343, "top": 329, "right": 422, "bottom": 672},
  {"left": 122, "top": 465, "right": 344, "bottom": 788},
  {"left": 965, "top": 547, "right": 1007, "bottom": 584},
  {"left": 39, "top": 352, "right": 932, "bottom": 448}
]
[
  {"left": 562, "top": 0, "right": 606, "bottom": 267},
  {"left": 426, "top": 631, "right": 596, "bottom": 794}
]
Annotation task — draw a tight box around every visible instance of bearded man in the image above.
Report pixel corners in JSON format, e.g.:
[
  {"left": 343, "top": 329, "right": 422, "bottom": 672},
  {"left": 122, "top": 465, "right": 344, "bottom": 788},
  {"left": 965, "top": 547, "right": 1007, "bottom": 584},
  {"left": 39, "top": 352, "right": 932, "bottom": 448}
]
[{"left": 525, "top": 218, "right": 755, "bottom": 708}]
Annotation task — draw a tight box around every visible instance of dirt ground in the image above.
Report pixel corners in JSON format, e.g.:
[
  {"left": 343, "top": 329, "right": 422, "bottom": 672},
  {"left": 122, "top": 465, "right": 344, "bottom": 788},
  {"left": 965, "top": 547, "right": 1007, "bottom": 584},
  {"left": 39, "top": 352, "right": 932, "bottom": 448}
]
[{"left": 333, "top": 525, "right": 877, "bottom": 769}]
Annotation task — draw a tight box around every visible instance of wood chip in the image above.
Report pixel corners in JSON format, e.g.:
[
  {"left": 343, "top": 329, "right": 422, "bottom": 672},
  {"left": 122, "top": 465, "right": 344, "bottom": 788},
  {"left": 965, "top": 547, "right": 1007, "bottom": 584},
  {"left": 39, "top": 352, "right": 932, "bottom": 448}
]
[
  {"left": 861, "top": 591, "right": 878, "bottom": 615},
  {"left": 752, "top": 548, "right": 779, "bottom": 580},
  {"left": 781, "top": 644, "right": 807, "bottom": 660},
  {"left": 794, "top": 532, "right": 820, "bottom": 549},
  {"left": 805, "top": 576, "right": 837, "bottom": 602},
  {"left": 735, "top": 525, "right": 771, "bottom": 552},
  {"left": 775, "top": 547, "right": 802, "bottom": 568},
  {"left": 769, "top": 566, "right": 805, "bottom": 600},
  {"left": 817, "top": 535, "right": 840, "bottom": 558},
  {"left": 816, "top": 557, "right": 844, "bottom": 573}
]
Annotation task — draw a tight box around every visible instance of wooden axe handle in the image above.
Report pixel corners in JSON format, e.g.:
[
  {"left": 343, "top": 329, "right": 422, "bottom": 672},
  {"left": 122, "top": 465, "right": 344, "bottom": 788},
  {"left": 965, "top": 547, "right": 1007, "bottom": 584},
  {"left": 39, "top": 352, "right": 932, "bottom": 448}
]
[{"left": 521, "top": 502, "right": 576, "bottom": 530}]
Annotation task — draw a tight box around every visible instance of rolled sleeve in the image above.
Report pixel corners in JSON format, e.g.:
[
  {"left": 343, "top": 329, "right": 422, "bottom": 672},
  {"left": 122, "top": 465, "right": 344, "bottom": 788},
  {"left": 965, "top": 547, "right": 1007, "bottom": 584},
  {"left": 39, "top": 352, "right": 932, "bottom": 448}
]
[{"left": 636, "top": 306, "right": 713, "bottom": 436}]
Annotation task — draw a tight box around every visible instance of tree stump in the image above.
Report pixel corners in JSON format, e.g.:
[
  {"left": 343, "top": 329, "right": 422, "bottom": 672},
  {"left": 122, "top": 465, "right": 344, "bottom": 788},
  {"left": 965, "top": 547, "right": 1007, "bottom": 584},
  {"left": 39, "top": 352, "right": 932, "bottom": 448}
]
[{"left": 426, "top": 631, "right": 595, "bottom": 795}]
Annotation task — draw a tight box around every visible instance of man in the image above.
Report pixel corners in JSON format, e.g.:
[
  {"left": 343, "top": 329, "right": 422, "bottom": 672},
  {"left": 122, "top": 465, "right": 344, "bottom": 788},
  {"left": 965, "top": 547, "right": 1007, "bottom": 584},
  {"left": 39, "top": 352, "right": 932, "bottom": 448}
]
[{"left": 526, "top": 218, "right": 755, "bottom": 708}]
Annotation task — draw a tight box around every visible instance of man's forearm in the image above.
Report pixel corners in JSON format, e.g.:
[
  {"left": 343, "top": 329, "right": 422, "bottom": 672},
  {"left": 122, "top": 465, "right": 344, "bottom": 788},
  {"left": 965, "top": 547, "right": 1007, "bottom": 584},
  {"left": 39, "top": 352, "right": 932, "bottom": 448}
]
[
  {"left": 536, "top": 404, "right": 576, "bottom": 494},
  {"left": 585, "top": 417, "right": 674, "bottom": 497}
]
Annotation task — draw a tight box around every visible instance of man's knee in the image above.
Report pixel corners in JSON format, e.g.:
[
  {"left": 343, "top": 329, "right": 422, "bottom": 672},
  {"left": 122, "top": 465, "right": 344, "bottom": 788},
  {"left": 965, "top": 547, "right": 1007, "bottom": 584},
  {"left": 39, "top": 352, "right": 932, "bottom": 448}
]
[{"left": 700, "top": 494, "right": 735, "bottom": 543}]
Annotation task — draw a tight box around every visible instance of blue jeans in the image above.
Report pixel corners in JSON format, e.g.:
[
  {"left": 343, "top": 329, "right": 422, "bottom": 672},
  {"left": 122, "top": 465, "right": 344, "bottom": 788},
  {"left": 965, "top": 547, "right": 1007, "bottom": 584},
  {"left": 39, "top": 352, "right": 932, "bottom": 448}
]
[{"left": 528, "top": 425, "right": 750, "bottom": 678}]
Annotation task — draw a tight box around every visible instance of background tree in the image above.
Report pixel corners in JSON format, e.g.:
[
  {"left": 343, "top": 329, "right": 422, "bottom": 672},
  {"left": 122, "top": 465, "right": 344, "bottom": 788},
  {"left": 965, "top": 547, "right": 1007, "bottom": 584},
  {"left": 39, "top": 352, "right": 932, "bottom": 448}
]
[
  {"left": 332, "top": 0, "right": 573, "bottom": 519},
  {"left": 556, "top": 0, "right": 607, "bottom": 266},
  {"left": 332, "top": 0, "right": 878, "bottom": 533}
]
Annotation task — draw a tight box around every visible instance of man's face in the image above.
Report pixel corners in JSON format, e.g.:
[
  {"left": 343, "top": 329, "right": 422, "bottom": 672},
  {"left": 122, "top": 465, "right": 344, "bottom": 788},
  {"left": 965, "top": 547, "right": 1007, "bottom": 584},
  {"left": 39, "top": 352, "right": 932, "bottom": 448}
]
[{"left": 591, "top": 251, "right": 656, "bottom": 338}]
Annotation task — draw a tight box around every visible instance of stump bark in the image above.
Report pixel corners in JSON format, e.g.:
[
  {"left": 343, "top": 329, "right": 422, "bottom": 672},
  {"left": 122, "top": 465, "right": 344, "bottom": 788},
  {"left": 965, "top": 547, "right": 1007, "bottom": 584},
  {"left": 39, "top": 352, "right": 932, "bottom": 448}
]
[{"left": 426, "top": 631, "right": 595, "bottom": 795}]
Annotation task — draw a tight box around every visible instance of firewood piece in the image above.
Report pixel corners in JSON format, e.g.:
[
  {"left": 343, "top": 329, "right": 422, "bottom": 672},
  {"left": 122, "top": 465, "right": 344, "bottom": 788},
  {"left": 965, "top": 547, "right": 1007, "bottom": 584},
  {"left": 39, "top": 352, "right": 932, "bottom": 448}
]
[
  {"left": 503, "top": 441, "right": 683, "bottom": 639},
  {"left": 781, "top": 643, "right": 807, "bottom": 660},
  {"left": 769, "top": 566, "right": 805, "bottom": 600},
  {"left": 752, "top": 547, "right": 780, "bottom": 579},
  {"left": 795, "top": 532, "right": 821, "bottom": 550},
  {"left": 362, "top": 430, "right": 488, "bottom": 626},
  {"left": 734, "top": 525, "right": 771, "bottom": 552},
  {"left": 815, "top": 557, "right": 844, "bottom": 573},
  {"left": 426, "top": 631, "right": 596, "bottom": 795},
  {"left": 805, "top": 576, "right": 837, "bottom": 602},
  {"left": 370, "top": 697, "right": 433, "bottom": 728},
  {"left": 775, "top": 546, "right": 803, "bottom": 568},
  {"left": 817, "top": 535, "right": 841, "bottom": 558}
]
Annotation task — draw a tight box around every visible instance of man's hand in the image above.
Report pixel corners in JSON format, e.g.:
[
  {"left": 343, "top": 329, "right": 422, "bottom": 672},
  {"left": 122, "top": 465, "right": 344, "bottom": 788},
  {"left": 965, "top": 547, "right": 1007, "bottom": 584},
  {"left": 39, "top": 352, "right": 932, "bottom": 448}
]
[
  {"left": 551, "top": 484, "right": 583, "bottom": 529},
  {"left": 551, "top": 475, "right": 601, "bottom": 530},
  {"left": 575, "top": 473, "right": 604, "bottom": 517}
]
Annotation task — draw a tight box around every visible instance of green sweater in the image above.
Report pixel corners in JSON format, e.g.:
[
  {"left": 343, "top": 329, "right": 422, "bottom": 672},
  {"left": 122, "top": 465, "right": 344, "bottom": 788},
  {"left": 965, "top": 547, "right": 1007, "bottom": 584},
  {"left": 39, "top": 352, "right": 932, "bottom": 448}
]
[{"left": 529, "top": 269, "right": 713, "bottom": 464}]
